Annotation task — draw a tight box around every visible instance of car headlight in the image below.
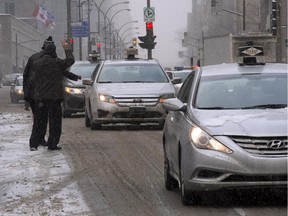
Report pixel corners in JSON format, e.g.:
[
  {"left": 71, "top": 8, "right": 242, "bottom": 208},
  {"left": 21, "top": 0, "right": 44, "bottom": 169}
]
[
  {"left": 159, "top": 93, "right": 175, "bottom": 103},
  {"left": 190, "top": 126, "right": 232, "bottom": 153},
  {"left": 98, "top": 94, "right": 116, "bottom": 104},
  {"left": 16, "top": 89, "right": 23, "bottom": 94},
  {"left": 65, "top": 87, "right": 82, "bottom": 94}
]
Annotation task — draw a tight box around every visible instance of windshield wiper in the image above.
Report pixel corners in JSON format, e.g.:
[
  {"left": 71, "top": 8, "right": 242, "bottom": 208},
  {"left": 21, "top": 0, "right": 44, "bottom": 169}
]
[
  {"left": 197, "top": 106, "right": 225, "bottom": 110},
  {"left": 241, "top": 104, "right": 287, "bottom": 109}
]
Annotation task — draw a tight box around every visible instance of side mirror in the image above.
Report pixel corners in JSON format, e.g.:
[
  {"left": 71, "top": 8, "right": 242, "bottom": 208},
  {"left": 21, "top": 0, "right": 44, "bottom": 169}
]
[
  {"left": 82, "top": 79, "right": 93, "bottom": 85},
  {"left": 172, "top": 77, "right": 182, "bottom": 84},
  {"left": 162, "top": 98, "right": 187, "bottom": 112}
]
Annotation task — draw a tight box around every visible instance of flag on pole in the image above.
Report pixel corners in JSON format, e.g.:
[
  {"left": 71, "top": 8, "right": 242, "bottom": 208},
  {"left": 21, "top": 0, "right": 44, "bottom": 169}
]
[{"left": 32, "top": 5, "right": 55, "bottom": 29}]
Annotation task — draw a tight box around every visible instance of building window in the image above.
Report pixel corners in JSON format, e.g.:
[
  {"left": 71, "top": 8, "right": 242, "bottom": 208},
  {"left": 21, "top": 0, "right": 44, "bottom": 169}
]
[{"left": 5, "top": 2, "right": 15, "bottom": 15}]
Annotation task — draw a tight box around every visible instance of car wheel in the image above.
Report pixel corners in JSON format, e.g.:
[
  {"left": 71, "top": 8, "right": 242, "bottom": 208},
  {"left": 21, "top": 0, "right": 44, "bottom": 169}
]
[
  {"left": 90, "top": 121, "right": 102, "bottom": 130},
  {"left": 62, "top": 103, "right": 71, "bottom": 118},
  {"left": 179, "top": 150, "right": 201, "bottom": 206},
  {"left": 85, "top": 110, "right": 90, "bottom": 127},
  {"left": 164, "top": 158, "right": 179, "bottom": 191},
  {"left": 158, "top": 120, "right": 165, "bottom": 130},
  {"left": 89, "top": 107, "right": 102, "bottom": 130}
]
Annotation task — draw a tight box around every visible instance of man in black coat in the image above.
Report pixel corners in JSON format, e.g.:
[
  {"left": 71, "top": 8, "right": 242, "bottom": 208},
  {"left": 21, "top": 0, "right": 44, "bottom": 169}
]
[
  {"left": 29, "top": 40, "right": 81, "bottom": 151},
  {"left": 23, "top": 36, "right": 54, "bottom": 146}
]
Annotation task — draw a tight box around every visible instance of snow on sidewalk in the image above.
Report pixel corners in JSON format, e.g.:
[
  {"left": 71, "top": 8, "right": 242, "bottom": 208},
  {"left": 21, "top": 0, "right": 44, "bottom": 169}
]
[{"left": 0, "top": 113, "right": 90, "bottom": 216}]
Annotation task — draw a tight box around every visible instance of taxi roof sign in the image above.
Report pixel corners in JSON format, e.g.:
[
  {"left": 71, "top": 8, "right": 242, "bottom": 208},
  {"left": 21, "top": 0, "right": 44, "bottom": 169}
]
[{"left": 238, "top": 41, "right": 264, "bottom": 57}]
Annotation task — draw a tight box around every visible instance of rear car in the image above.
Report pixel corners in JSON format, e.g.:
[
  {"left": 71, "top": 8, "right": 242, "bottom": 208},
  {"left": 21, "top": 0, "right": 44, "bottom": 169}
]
[
  {"left": 3, "top": 73, "right": 22, "bottom": 86},
  {"left": 166, "top": 66, "right": 197, "bottom": 92},
  {"left": 83, "top": 58, "right": 179, "bottom": 129},
  {"left": 62, "top": 60, "right": 101, "bottom": 117},
  {"left": 162, "top": 43, "right": 288, "bottom": 205},
  {"left": 10, "top": 75, "right": 24, "bottom": 103}
]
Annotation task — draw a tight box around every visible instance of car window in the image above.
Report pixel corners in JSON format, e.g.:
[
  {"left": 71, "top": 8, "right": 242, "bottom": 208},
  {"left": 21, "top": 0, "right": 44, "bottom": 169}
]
[
  {"left": 174, "top": 71, "right": 192, "bottom": 82},
  {"left": 177, "top": 72, "right": 195, "bottom": 103},
  {"left": 195, "top": 73, "right": 287, "bottom": 109},
  {"left": 97, "top": 64, "right": 169, "bottom": 83},
  {"left": 69, "top": 64, "right": 97, "bottom": 78}
]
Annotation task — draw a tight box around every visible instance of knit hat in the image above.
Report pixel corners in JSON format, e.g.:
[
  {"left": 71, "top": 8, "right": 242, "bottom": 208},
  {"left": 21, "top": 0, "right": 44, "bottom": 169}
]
[
  {"left": 43, "top": 43, "right": 57, "bottom": 57},
  {"left": 42, "top": 36, "right": 54, "bottom": 50}
]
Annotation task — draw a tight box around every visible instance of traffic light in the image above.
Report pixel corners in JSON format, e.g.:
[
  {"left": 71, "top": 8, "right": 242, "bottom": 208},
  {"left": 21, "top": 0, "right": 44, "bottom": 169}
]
[
  {"left": 271, "top": 0, "right": 277, "bottom": 36},
  {"left": 138, "top": 22, "right": 157, "bottom": 50},
  {"left": 132, "top": 37, "right": 137, "bottom": 46},
  {"left": 97, "top": 42, "right": 101, "bottom": 53},
  {"left": 67, "top": 38, "right": 74, "bottom": 52}
]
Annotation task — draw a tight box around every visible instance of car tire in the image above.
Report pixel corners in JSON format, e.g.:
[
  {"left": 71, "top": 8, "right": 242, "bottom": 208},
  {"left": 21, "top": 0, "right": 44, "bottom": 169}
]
[
  {"left": 62, "top": 103, "right": 71, "bottom": 118},
  {"left": 85, "top": 110, "right": 90, "bottom": 127},
  {"left": 164, "top": 158, "right": 179, "bottom": 191},
  {"left": 179, "top": 154, "right": 201, "bottom": 206},
  {"left": 90, "top": 121, "right": 102, "bottom": 130},
  {"left": 89, "top": 107, "right": 102, "bottom": 130}
]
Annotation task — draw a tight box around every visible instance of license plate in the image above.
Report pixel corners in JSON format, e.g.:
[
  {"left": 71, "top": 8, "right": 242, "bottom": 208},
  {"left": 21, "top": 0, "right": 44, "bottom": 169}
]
[{"left": 129, "top": 107, "right": 146, "bottom": 114}]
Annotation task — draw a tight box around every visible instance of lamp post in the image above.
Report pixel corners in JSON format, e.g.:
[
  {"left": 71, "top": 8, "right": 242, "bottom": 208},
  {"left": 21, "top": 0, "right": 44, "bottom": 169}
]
[
  {"left": 107, "top": 9, "right": 131, "bottom": 59},
  {"left": 102, "top": 1, "right": 130, "bottom": 59},
  {"left": 15, "top": 33, "right": 40, "bottom": 73}
]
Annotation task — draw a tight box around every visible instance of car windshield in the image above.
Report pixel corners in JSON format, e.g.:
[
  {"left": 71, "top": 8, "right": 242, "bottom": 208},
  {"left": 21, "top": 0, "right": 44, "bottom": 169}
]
[
  {"left": 195, "top": 73, "right": 287, "bottom": 109},
  {"left": 69, "top": 64, "right": 96, "bottom": 78},
  {"left": 97, "top": 64, "right": 169, "bottom": 83},
  {"left": 16, "top": 78, "right": 23, "bottom": 86}
]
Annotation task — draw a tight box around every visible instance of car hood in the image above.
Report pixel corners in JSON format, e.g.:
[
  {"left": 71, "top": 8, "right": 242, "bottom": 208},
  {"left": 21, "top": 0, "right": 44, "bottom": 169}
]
[
  {"left": 64, "top": 79, "right": 84, "bottom": 88},
  {"left": 192, "top": 109, "right": 288, "bottom": 137},
  {"left": 97, "top": 83, "right": 175, "bottom": 96}
]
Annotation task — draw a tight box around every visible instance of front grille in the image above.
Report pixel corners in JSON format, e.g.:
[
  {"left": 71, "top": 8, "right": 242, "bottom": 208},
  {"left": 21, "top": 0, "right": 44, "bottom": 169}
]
[
  {"left": 114, "top": 96, "right": 159, "bottom": 107},
  {"left": 229, "top": 136, "right": 288, "bottom": 156},
  {"left": 113, "top": 111, "right": 163, "bottom": 119}
]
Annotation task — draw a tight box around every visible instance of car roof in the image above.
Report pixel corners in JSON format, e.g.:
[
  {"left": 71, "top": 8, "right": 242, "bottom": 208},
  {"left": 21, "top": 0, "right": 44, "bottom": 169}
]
[
  {"left": 102, "top": 59, "right": 160, "bottom": 66},
  {"left": 72, "top": 61, "right": 100, "bottom": 65},
  {"left": 200, "top": 63, "right": 288, "bottom": 77}
]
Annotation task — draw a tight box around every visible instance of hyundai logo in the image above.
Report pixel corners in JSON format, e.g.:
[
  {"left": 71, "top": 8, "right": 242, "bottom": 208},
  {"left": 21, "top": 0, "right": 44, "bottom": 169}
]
[{"left": 266, "top": 140, "right": 286, "bottom": 150}]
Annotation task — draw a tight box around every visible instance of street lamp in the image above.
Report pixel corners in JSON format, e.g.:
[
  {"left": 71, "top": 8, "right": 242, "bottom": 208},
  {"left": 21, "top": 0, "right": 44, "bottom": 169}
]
[
  {"left": 107, "top": 9, "right": 131, "bottom": 59},
  {"left": 102, "top": 1, "right": 130, "bottom": 59}
]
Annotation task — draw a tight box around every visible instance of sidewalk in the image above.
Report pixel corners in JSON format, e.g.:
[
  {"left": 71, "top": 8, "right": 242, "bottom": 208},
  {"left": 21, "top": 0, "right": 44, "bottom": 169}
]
[{"left": 0, "top": 112, "right": 90, "bottom": 215}]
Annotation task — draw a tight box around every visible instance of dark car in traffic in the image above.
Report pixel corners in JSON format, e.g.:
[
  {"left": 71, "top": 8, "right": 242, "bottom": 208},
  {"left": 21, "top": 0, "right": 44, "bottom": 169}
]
[
  {"left": 62, "top": 61, "right": 101, "bottom": 117},
  {"left": 10, "top": 75, "right": 24, "bottom": 103},
  {"left": 3, "top": 73, "right": 22, "bottom": 86}
]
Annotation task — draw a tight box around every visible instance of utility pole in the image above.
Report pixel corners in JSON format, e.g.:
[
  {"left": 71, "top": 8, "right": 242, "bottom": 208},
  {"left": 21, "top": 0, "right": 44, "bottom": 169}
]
[
  {"left": 275, "top": 0, "right": 282, "bottom": 62},
  {"left": 78, "top": 0, "right": 82, "bottom": 60},
  {"left": 147, "top": 0, "right": 152, "bottom": 59},
  {"left": 67, "top": 0, "right": 72, "bottom": 43}
]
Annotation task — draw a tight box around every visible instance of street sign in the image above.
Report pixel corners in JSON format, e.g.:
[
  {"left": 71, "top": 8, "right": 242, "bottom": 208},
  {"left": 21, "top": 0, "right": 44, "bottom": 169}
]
[
  {"left": 211, "top": 0, "right": 223, "bottom": 15},
  {"left": 71, "top": 21, "right": 89, "bottom": 37},
  {"left": 143, "top": 7, "right": 155, "bottom": 22}
]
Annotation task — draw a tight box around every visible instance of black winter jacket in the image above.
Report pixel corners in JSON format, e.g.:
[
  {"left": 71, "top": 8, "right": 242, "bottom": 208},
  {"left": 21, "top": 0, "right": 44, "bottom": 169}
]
[
  {"left": 23, "top": 51, "right": 44, "bottom": 101},
  {"left": 31, "top": 50, "right": 77, "bottom": 101}
]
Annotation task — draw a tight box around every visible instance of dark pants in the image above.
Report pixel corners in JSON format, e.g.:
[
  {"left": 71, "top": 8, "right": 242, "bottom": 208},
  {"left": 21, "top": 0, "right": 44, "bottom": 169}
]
[
  {"left": 29, "top": 100, "right": 62, "bottom": 148},
  {"left": 28, "top": 99, "right": 48, "bottom": 145}
]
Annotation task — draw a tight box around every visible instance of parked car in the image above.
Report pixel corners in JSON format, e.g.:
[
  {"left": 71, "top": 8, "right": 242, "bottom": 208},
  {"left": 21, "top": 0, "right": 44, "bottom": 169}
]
[
  {"left": 3, "top": 73, "right": 22, "bottom": 86},
  {"left": 162, "top": 44, "right": 288, "bottom": 205},
  {"left": 83, "top": 58, "right": 180, "bottom": 130},
  {"left": 62, "top": 60, "right": 101, "bottom": 117},
  {"left": 10, "top": 75, "right": 24, "bottom": 103}
]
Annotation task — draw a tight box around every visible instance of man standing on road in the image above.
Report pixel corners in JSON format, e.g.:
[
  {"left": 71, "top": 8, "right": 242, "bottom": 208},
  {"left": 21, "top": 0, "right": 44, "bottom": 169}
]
[
  {"left": 23, "top": 36, "right": 55, "bottom": 145},
  {"left": 29, "top": 40, "right": 81, "bottom": 151}
]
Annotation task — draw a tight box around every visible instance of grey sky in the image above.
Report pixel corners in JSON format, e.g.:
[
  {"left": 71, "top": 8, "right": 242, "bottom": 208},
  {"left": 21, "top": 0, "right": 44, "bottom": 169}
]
[{"left": 129, "top": 1, "right": 192, "bottom": 68}]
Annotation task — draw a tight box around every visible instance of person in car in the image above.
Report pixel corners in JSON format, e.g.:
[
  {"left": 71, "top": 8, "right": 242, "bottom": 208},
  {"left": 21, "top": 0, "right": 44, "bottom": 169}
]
[{"left": 29, "top": 40, "right": 81, "bottom": 151}]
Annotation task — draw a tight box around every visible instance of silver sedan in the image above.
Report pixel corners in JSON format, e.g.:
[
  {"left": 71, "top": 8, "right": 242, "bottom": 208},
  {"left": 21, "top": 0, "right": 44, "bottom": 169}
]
[{"left": 162, "top": 62, "right": 288, "bottom": 205}]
